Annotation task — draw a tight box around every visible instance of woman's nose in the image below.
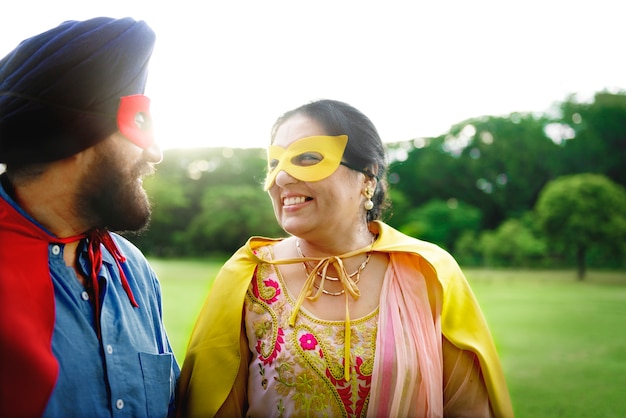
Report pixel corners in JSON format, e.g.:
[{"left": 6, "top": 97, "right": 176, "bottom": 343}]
[{"left": 274, "top": 169, "right": 297, "bottom": 187}]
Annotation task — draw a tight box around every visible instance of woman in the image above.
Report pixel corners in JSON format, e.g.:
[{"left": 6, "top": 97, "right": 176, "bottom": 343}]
[{"left": 177, "top": 100, "right": 514, "bottom": 417}]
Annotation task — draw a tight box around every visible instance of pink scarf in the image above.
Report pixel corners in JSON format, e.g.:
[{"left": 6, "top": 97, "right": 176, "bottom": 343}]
[{"left": 367, "top": 253, "right": 444, "bottom": 417}]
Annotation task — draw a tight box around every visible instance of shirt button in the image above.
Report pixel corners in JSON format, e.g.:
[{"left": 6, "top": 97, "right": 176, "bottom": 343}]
[
  {"left": 106, "top": 345, "right": 113, "bottom": 354},
  {"left": 51, "top": 245, "right": 61, "bottom": 255},
  {"left": 81, "top": 291, "right": 90, "bottom": 301},
  {"left": 115, "top": 399, "right": 124, "bottom": 410}
]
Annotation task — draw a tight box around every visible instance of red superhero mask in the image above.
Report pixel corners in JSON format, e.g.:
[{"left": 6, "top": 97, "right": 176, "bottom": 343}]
[{"left": 117, "top": 94, "right": 154, "bottom": 149}]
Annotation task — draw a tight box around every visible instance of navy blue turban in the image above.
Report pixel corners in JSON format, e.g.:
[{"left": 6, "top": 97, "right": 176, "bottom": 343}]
[{"left": 0, "top": 17, "right": 155, "bottom": 164}]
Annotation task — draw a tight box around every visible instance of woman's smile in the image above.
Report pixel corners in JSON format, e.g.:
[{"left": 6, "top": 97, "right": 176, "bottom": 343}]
[{"left": 283, "top": 195, "right": 310, "bottom": 207}]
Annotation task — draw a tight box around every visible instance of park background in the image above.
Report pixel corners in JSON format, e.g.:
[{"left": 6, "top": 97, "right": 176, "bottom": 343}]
[
  {"left": 131, "top": 91, "right": 626, "bottom": 417},
  {"left": 2, "top": 2, "right": 625, "bottom": 416}
]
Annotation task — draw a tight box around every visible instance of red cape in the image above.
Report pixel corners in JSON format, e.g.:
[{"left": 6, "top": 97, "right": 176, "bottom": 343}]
[
  {"left": 0, "top": 195, "right": 61, "bottom": 417},
  {"left": 0, "top": 191, "right": 137, "bottom": 417}
]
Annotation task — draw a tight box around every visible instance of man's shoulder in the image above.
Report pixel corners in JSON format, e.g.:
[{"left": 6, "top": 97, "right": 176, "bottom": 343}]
[
  {"left": 110, "top": 232, "right": 142, "bottom": 253},
  {"left": 109, "top": 232, "right": 152, "bottom": 269}
]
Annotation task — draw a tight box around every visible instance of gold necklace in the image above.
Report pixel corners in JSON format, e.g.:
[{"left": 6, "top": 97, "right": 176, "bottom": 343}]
[{"left": 295, "top": 238, "right": 373, "bottom": 296}]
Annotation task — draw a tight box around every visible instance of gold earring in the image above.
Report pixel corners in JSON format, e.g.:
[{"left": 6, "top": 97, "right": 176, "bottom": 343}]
[{"left": 363, "top": 186, "right": 374, "bottom": 210}]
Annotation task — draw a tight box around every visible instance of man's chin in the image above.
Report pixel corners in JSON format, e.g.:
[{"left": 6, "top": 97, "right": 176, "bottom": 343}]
[
  {"left": 117, "top": 221, "right": 150, "bottom": 237},
  {"left": 107, "top": 205, "right": 151, "bottom": 234}
]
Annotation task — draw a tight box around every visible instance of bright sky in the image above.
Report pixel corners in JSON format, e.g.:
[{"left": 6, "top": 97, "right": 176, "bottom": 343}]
[{"left": 1, "top": 1, "right": 624, "bottom": 150}]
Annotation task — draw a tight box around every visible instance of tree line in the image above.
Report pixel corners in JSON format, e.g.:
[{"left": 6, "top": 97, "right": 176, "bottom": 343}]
[{"left": 128, "top": 92, "right": 626, "bottom": 278}]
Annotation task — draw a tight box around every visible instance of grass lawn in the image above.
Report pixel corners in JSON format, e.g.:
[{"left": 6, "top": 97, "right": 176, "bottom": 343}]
[
  {"left": 466, "top": 269, "right": 626, "bottom": 418},
  {"left": 151, "top": 258, "right": 626, "bottom": 418},
  {"left": 149, "top": 258, "right": 224, "bottom": 359}
]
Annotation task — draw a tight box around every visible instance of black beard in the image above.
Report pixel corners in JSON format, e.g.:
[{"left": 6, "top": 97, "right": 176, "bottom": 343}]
[{"left": 76, "top": 145, "right": 153, "bottom": 233}]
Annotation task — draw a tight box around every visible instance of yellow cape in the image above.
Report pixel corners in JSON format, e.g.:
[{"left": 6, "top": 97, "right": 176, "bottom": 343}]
[{"left": 177, "top": 221, "right": 514, "bottom": 417}]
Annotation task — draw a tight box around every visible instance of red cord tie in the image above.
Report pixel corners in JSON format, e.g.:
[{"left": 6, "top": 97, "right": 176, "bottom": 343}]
[{"left": 85, "top": 229, "right": 139, "bottom": 338}]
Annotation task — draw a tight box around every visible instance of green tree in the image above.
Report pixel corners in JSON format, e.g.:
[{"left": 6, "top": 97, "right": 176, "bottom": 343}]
[
  {"left": 558, "top": 92, "right": 626, "bottom": 187},
  {"left": 399, "top": 199, "right": 481, "bottom": 252},
  {"left": 385, "top": 187, "right": 411, "bottom": 227},
  {"left": 185, "top": 185, "right": 284, "bottom": 255},
  {"left": 389, "top": 113, "right": 562, "bottom": 230},
  {"left": 458, "top": 114, "right": 563, "bottom": 227},
  {"left": 535, "top": 174, "right": 626, "bottom": 279},
  {"left": 477, "top": 215, "right": 547, "bottom": 268},
  {"left": 126, "top": 147, "right": 268, "bottom": 256},
  {"left": 131, "top": 174, "right": 193, "bottom": 256}
]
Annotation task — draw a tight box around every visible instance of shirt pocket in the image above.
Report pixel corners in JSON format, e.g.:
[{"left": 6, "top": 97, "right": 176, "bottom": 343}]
[{"left": 139, "top": 352, "right": 175, "bottom": 418}]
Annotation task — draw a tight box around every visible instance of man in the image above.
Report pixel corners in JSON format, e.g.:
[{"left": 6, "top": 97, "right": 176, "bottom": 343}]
[{"left": 0, "top": 17, "right": 180, "bottom": 417}]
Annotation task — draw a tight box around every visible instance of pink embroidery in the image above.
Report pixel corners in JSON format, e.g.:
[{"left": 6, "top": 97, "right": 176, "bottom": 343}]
[
  {"left": 321, "top": 356, "right": 372, "bottom": 416},
  {"left": 252, "top": 274, "right": 281, "bottom": 304},
  {"left": 299, "top": 333, "right": 318, "bottom": 350},
  {"left": 256, "top": 327, "right": 285, "bottom": 366},
  {"left": 338, "top": 384, "right": 354, "bottom": 415},
  {"left": 252, "top": 272, "right": 261, "bottom": 298},
  {"left": 355, "top": 356, "right": 372, "bottom": 385},
  {"left": 325, "top": 357, "right": 347, "bottom": 386},
  {"left": 355, "top": 357, "right": 371, "bottom": 416},
  {"left": 261, "top": 279, "right": 280, "bottom": 303}
]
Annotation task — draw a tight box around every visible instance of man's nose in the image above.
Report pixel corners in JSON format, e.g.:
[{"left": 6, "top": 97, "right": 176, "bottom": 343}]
[{"left": 144, "top": 140, "right": 163, "bottom": 164}]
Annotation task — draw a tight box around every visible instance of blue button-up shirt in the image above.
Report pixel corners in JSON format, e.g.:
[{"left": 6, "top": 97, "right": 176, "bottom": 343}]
[{"left": 0, "top": 182, "right": 180, "bottom": 417}]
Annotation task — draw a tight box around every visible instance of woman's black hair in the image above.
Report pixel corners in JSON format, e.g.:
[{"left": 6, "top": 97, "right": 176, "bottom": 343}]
[{"left": 271, "top": 99, "right": 389, "bottom": 222}]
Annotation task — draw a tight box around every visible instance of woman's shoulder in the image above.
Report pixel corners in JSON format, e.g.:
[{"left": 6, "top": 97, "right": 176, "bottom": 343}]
[
  {"left": 375, "top": 222, "right": 453, "bottom": 256},
  {"left": 375, "top": 222, "right": 461, "bottom": 275},
  {"left": 218, "top": 236, "right": 288, "bottom": 273}
]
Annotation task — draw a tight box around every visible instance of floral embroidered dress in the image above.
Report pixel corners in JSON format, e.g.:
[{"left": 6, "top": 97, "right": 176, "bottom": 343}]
[
  {"left": 177, "top": 222, "right": 514, "bottom": 418},
  {"left": 244, "top": 245, "right": 377, "bottom": 418}
]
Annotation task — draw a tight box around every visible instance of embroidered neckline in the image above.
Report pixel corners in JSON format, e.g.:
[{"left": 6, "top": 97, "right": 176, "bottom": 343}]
[
  {"left": 295, "top": 238, "right": 373, "bottom": 296},
  {"left": 265, "top": 245, "right": 380, "bottom": 324},
  {"left": 254, "top": 236, "right": 378, "bottom": 382}
]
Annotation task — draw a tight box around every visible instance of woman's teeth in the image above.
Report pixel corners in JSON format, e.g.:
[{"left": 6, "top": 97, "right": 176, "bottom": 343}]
[{"left": 284, "top": 196, "right": 307, "bottom": 206}]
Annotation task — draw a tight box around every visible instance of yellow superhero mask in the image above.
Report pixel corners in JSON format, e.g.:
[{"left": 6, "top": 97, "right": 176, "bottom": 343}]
[{"left": 264, "top": 135, "right": 348, "bottom": 190}]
